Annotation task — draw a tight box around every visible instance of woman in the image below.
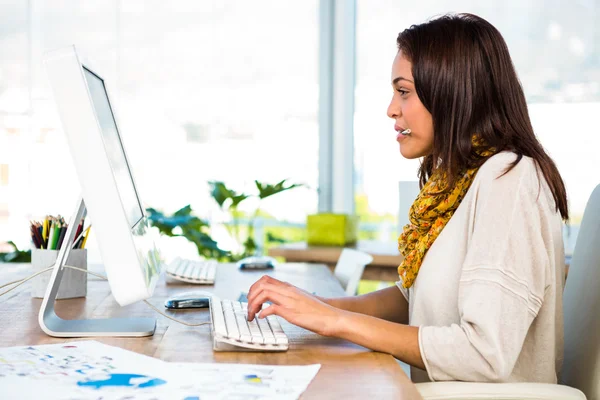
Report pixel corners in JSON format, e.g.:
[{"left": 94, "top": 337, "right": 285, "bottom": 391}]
[{"left": 247, "top": 13, "right": 568, "bottom": 384}]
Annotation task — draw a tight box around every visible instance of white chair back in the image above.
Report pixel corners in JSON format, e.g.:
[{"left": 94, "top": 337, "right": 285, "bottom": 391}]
[
  {"left": 561, "top": 184, "right": 600, "bottom": 399},
  {"left": 334, "top": 248, "right": 373, "bottom": 295}
]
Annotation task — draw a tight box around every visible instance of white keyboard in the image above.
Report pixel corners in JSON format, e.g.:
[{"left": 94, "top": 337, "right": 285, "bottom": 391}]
[
  {"left": 166, "top": 257, "right": 217, "bottom": 284},
  {"left": 210, "top": 298, "right": 289, "bottom": 352}
]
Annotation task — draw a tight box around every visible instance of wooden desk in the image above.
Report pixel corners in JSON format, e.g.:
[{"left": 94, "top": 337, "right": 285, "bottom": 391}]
[
  {"left": 268, "top": 240, "right": 403, "bottom": 282},
  {"left": 0, "top": 262, "right": 421, "bottom": 399}
]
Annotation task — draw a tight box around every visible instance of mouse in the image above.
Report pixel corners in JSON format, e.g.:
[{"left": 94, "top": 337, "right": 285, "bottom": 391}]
[
  {"left": 164, "top": 290, "right": 213, "bottom": 309},
  {"left": 236, "top": 255, "right": 277, "bottom": 270}
]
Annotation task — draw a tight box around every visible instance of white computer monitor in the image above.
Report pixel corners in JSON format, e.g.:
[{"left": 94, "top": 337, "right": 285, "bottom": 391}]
[{"left": 39, "top": 45, "right": 162, "bottom": 337}]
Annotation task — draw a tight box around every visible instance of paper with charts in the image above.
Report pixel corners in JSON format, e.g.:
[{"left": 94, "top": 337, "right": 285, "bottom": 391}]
[{"left": 0, "top": 340, "right": 321, "bottom": 399}]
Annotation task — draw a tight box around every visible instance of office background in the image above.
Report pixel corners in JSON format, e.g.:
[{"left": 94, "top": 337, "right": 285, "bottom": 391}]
[{"left": 1, "top": 0, "right": 598, "bottom": 263}]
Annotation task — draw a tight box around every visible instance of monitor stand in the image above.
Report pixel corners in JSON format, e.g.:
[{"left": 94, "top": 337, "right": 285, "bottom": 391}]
[{"left": 38, "top": 197, "right": 156, "bottom": 337}]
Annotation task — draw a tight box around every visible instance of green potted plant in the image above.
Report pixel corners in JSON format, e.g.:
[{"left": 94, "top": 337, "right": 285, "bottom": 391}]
[
  {"left": 146, "top": 179, "right": 303, "bottom": 262},
  {"left": 145, "top": 205, "right": 231, "bottom": 261}
]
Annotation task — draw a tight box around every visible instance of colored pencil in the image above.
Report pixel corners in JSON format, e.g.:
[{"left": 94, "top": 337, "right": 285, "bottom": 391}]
[
  {"left": 57, "top": 225, "right": 67, "bottom": 250},
  {"left": 50, "top": 222, "right": 61, "bottom": 250},
  {"left": 80, "top": 226, "right": 91, "bottom": 249},
  {"left": 74, "top": 221, "right": 83, "bottom": 247},
  {"left": 47, "top": 220, "right": 55, "bottom": 250},
  {"left": 42, "top": 217, "right": 48, "bottom": 248},
  {"left": 30, "top": 225, "right": 40, "bottom": 249}
]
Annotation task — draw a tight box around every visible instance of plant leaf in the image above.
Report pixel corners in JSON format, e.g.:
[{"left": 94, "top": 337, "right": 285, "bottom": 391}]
[
  {"left": 230, "top": 194, "right": 250, "bottom": 208},
  {"left": 255, "top": 179, "right": 304, "bottom": 200},
  {"left": 266, "top": 232, "right": 287, "bottom": 244},
  {"left": 173, "top": 205, "right": 193, "bottom": 216},
  {"left": 146, "top": 207, "right": 208, "bottom": 236},
  {"left": 242, "top": 237, "right": 257, "bottom": 257},
  {"left": 209, "top": 181, "right": 236, "bottom": 208},
  {"left": 208, "top": 181, "right": 249, "bottom": 209}
]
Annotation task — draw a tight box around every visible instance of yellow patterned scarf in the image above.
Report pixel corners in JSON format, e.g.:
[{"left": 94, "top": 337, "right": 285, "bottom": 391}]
[{"left": 397, "top": 147, "right": 493, "bottom": 288}]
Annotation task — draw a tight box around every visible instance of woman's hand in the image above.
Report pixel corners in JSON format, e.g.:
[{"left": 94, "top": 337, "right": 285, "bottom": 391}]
[{"left": 246, "top": 275, "right": 343, "bottom": 337}]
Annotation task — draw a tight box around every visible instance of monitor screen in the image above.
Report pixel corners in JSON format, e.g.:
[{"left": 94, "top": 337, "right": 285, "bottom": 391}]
[{"left": 83, "top": 67, "right": 144, "bottom": 229}]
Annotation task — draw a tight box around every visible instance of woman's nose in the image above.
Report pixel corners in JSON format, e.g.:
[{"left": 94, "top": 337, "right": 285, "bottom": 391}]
[{"left": 387, "top": 97, "right": 400, "bottom": 119}]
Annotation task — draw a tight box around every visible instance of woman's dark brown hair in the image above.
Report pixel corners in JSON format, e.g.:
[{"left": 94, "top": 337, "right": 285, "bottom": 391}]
[{"left": 397, "top": 13, "right": 569, "bottom": 220}]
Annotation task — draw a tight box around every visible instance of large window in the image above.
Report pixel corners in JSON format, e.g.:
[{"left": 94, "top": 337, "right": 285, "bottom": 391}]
[
  {"left": 0, "top": 1, "right": 30, "bottom": 244},
  {"left": 1, "top": 0, "right": 319, "bottom": 260},
  {"left": 5, "top": 1, "right": 596, "bottom": 260},
  {"left": 356, "top": 0, "right": 600, "bottom": 253}
]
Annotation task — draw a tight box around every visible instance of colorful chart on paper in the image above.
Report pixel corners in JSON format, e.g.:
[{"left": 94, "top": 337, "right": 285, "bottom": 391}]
[{"left": 0, "top": 340, "right": 320, "bottom": 399}]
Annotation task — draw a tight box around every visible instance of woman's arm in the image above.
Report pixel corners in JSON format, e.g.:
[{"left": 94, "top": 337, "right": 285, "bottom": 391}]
[
  {"left": 246, "top": 275, "right": 422, "bottom": 368},
  {"left": 334, "top": 310, "right": 424, "bottom": 369},
  {"left": 320, "top": 286, "right": 409, "bottom": 324}
]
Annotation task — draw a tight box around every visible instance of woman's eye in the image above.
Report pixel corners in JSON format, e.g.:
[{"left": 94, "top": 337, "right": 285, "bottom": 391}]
[{"left": 396, "top": 89, "right": 408, "bottom": 96}]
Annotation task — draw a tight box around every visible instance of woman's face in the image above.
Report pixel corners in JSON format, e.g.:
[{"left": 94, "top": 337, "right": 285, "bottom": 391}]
[{"left": 386, "top": 50, "right": 434, "bottom": 159}]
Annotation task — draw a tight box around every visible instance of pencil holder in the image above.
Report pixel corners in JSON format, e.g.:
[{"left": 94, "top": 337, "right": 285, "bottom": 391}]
[{"left": 30, "top": 249, "right": 87, "bottom": 299}]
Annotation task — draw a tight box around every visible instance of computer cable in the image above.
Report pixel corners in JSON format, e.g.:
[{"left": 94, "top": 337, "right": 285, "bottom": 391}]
[
  {"left": 0, "top": 266, "right": 54, "bottom": 294},
  {"left": 0, "top": 261, "right": 211, "bottom": 328},
  {"left": 65, "top": 265, "right": 211, "bottom": 328}
]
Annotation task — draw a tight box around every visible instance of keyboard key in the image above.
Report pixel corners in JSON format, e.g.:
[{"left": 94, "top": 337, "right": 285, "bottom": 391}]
[
  {"left": 247, "top": 317, "right": 264, "bottom": 344},
  {"left": 181, "top": 260, "right": 192, "bottom": 277},
  {"left": 170, "top": 257, "right": 180, "bottom": 272},
  {"left": 233, "top": 310, "right": 253, "bottom": 343},
  {"left": 207, "top": 262, "right": 217, "bottom": 281},
  {"left": 267, "top": 316, "right": 288, "bottom": 345},
  {"left": 222, "top": 300, "right": 233, "bottom": 309},
  {"left": 210, "top": 298, "right": 227, "bottom": 339},
  {"left": 224, "top": 309, "right": 240, "bottom": 340},
  {"left": 256, "top": 317, "right": 277, "bottom": 345},
  {"left": 194, "top": 262, "right": 204, "bottom": 280}
]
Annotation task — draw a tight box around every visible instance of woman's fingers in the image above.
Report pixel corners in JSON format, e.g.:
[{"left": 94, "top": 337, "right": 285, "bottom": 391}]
[
  {"left": 247, "top": 276, "right": 284, "bottom": 303},
  {"left": 258, "top": 303, "right": 293, "bottom": 321},
  {"left": 246, "top": 286, "right": 292, "bottom": 321},
  {"left": 247, "top": 279, "right": 293, "bottom": 306}
]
